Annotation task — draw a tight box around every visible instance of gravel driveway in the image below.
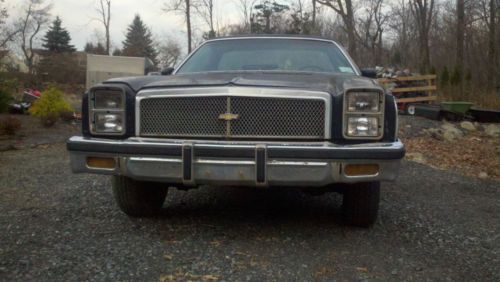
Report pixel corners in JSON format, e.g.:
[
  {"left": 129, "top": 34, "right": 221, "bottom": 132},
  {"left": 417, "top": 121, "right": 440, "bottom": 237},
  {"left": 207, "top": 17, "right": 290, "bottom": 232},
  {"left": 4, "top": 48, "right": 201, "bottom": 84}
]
[{"left": 0, "top": 143, "right": 498, "bottom": 281}]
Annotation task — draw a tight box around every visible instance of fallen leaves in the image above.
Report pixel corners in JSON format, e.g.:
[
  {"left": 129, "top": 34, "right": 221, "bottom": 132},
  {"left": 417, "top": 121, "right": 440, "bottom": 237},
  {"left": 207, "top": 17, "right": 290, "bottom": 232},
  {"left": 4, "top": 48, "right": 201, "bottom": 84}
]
[{"left": 403, "top": 131, "right": 500, "bottom": 181}]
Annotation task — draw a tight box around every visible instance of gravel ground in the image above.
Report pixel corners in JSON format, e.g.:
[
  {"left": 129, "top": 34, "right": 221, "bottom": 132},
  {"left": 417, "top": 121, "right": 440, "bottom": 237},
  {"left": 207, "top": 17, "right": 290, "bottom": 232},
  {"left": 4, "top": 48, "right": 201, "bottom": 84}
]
[{"left": 0, "top": 143, "right": 498, "bottom": 281}]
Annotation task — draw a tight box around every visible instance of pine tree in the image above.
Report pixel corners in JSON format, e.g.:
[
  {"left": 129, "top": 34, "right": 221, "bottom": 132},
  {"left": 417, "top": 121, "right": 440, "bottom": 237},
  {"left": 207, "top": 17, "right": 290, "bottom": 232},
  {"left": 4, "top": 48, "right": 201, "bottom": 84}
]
[
  {"left": 42, "top": 17, "right": 76, "bottom": 53},
  {"left": 121, "top": 15, "right": 158, "bottom": 65},
  {"left": 84, "top": 42, "right": 107, "bottom": 55}
]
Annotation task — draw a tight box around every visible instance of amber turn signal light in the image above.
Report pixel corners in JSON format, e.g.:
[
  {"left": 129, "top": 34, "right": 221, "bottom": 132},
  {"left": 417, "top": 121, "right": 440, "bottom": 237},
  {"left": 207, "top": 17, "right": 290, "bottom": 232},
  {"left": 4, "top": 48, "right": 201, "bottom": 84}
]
[
  {"left": 86, "top": 157, "right": 116, "bottom": 169},
  {"left": 344, "top": 164, "right": 379, "bottom": 176}
]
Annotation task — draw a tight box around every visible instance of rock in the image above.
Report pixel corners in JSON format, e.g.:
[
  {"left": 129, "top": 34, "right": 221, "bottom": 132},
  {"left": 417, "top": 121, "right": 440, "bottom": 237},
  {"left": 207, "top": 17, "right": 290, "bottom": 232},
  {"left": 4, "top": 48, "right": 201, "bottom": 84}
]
[
  {"left": 484, "top": 124, "right": 500, "bottom": 137},
  {"left": 460, "top": 121, "right": 476, "bottom": 131},
  {"left": 443, "top": 131, "right": 456, "bottom": 142},
  {"left": 406, "top": 152, "right": 426, "bottom": 164},
  {"left": 423, "top": 128, "right": 444, "bottom": 140},
  {"left": 441, "top": 123, "right": 464, "bottom": 141},
  {"left": 478, "top": 172, "right": 488, "bottom": 179}
]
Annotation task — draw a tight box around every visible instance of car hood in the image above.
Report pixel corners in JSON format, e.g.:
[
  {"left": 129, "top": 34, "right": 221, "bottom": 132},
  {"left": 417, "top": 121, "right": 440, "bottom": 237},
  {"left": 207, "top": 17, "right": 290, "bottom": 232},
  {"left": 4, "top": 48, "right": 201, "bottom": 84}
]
[{"left": 104, "top": 72, "right": 382, "bottom": 95}]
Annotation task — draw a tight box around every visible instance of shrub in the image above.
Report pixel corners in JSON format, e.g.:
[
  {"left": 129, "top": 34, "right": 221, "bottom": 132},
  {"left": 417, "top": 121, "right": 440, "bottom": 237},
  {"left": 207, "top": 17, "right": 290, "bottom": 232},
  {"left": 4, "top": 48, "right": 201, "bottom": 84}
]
[
  {"left": 0, "top": 89, "right": 12, "bottom": 113},
  {"left": 60, "top": 110, "right": 75, "bottom": 122},
  {"left": 440, "top": 66, "right": 449, "bottom": 87},
  {"left": 0, "top": 78, "right": 18, "bottom": 113},
  {"left": 0, "top": 116, "right": 22, "bottom": 135},
  {"left": 450, "top": 66, "right": 461, "bottom": 86},
  {"left": 28, "top": 86, "right": 72, "bottom": 127}
]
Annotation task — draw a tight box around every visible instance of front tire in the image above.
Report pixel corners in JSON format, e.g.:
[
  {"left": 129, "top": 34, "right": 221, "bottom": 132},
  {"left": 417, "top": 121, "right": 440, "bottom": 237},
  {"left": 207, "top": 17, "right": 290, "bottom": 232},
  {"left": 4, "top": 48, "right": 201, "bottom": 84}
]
[
  {"left": 342, "top": 181, "right": 380, "bottom": 227},
  {"left": 112, "top": 176, "right": 168, "bottom": 217}
]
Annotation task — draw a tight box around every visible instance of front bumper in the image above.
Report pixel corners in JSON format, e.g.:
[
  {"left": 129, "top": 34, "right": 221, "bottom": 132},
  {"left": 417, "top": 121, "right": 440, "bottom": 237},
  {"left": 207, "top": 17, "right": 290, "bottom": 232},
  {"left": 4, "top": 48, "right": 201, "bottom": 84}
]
[{"left": 67, "top": 136, "right": 405, "bottom": 187}]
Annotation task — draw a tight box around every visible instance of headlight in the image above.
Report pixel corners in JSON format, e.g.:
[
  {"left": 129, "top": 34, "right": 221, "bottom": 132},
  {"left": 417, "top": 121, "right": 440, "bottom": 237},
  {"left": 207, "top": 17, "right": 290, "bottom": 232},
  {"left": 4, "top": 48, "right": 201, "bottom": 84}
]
[
  {"left": 89, "top": 87, "right": 126, "bottom": 135},
  {"left": 94, "top": 113, "right": 123, "bottom": 133},
  {"left": 347, "top": 117, "right": 379, "bottom": 137},
  {"left": 94, "top": 90, "right": 124, "bottom": 109},
  {"left": 346, "top": 92, "right": 380, "bottom": 112},
  {"left": 343, "top": 90, "right": 384, "bottom": 139}
]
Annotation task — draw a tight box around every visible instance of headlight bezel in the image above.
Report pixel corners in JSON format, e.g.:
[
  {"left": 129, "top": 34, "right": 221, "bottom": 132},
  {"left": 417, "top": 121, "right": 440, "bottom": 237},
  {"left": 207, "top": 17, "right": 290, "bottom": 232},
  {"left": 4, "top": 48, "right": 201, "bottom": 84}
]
[
  {"left": 343, "top": 89, "right": 385, "bottom": 140},
  {"left": 89, "top": 87, "right": 126, "bottom": 135}
]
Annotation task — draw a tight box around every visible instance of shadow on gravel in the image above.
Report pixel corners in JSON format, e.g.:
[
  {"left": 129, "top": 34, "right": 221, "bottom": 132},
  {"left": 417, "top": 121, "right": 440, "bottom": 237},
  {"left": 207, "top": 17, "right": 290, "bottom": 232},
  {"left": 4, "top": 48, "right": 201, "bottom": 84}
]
[{"left": 155, "top": 187, "right": 346, "bottom": 228}]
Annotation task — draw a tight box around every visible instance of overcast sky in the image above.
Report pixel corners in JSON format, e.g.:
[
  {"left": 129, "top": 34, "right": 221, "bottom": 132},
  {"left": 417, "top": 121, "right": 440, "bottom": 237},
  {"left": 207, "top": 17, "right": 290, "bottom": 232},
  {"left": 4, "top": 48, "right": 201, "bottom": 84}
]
[{"left": 4, "top": 0, "right": 243, "bottom": 55}]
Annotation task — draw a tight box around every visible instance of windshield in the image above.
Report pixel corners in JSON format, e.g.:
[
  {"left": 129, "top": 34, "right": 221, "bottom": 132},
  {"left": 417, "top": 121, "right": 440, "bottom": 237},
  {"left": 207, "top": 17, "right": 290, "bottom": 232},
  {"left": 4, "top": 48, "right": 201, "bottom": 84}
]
[{"left": 176, "top": 38, "right": 357, "bottom": 75}]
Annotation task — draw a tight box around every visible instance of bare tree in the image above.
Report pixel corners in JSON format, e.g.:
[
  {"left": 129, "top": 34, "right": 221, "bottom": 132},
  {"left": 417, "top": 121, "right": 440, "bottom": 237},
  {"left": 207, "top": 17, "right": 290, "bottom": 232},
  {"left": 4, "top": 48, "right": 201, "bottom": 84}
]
[
  {"left": 234, "top": 0, "right": 257, "bottom": 32},
  {"left": 410, "top": 0, "right": 435, "bottom": 73},
  {"left": 196, "top": 0, "right": 216, "bottom": 38},
  {"left": 0, "top": 0, "right": 19, "bottom": 50},
  {"left": 388, "top": 0, "right": 417, "bottom": 68},
  {"left": 456, "top": 0, "right": 465, "bottom": 94},
  {"left": 164, "top": 0, "right": 194, "bottom": 53},
  {"left": 316, "top": 0, "right": 358, "bottom": 61},
  {"left": 15, "top": 0, "right": 51, "bottom": 74},
  {"left": 359, "top": 0, "right": 387, "bottom": 66},
  {"left": 312, "top": 0, "right": 316, "bottom": 28},
  {"left": 96, "top": 0, "right": 111, "bottom": 55},
  {"left": 487, "top": 0, "right": 497, "bottom": 91},
  {"left": 157, "top": 38, "right": 182, "bottom": 67}
]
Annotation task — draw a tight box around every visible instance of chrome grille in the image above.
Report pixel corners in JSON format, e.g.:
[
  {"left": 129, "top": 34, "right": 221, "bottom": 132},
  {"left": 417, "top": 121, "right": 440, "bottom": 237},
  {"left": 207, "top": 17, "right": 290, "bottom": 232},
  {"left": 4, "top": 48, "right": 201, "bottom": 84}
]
[{"left": 139, "top": 95, "right": 326, "bottom": 139}]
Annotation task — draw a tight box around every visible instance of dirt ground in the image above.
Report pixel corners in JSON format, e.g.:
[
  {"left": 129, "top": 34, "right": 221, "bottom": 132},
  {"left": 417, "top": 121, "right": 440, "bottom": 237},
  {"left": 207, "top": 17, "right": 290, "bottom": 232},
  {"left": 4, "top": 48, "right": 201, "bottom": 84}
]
[
  {"left": 0, "top": 113, "right": 498, "bottom": 281},
  {"left": 0, "top": 114, "right": 79, "bottom": 151},
  {"left": 0, "top": 143, "right": 498, "bottom": 281}
]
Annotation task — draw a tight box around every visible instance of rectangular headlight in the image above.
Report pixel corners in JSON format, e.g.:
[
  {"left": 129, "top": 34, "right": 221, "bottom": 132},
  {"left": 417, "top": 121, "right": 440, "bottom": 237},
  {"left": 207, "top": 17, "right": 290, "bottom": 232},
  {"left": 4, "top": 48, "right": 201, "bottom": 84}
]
[
  {"left": 94, "top": 113, "right": 124, "bottom": 133},
  {"left": 94, "top": 90, "right": 124, "bottom": 109},
  {"left": 347, "top": 116, "right": 379, "bottom": 137},
  {"left": 346, "top": 92, "right": 380, "bottom": 112}
]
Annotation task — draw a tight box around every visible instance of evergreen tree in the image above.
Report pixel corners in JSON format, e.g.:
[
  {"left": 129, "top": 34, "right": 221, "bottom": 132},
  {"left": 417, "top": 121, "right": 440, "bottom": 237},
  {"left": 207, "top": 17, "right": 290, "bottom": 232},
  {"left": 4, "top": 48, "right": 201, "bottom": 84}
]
[
  {"left": 84, "top": 42, "right": 107, "bottom": 55},
  {"left": 121, "top": 15, "right": 158, "bottom": 65},
  {"left": 42, "top": 17, "right": 75, "bottom": 53}
]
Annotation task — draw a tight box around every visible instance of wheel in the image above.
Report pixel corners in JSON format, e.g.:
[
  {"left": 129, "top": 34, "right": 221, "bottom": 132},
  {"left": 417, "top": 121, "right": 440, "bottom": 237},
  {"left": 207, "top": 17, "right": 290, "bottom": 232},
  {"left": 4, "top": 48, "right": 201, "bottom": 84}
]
[
  {"left": 405, "top": 104, "right": 416, "bottom": 115},
  {"left": 112, "top": 176, "right": 168, "bottom": 217},
  {"left": 342, "top": 181, "right": 380, "bottom": 227}
]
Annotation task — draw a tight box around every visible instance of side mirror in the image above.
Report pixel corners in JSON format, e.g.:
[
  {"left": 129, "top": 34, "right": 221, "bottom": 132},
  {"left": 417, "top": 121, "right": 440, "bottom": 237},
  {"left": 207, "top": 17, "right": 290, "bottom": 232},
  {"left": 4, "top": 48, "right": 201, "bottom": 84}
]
[
  {"left": 361, "top": 68, "right": 377, "bottom": 79},
  {"left": 161, "top": 67, "right": 175, "bottom": 76}
]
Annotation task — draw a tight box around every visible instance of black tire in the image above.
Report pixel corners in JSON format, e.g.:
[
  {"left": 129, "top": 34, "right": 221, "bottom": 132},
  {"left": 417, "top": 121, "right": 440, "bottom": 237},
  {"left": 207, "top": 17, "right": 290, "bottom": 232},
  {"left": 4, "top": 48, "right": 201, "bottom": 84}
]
[
  {"left": 112, "top": 176, "right": 168, "bottom": 217},
  {"left": 342, "top": 181, "right": 380, "bottom": 227}
]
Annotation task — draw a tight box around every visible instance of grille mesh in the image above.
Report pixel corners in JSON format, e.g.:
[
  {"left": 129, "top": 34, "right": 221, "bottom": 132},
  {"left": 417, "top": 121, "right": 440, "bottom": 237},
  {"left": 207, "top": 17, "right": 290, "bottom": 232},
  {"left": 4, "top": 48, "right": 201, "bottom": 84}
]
[
  {"left": 230, "top": 97, "right": 325, "bottom": 137},
  {"left": 140, "top": 96, "right": 227, "bottom": 137},
  {"left": 139, "top": 96, "right": 326, "bottom": 139}
]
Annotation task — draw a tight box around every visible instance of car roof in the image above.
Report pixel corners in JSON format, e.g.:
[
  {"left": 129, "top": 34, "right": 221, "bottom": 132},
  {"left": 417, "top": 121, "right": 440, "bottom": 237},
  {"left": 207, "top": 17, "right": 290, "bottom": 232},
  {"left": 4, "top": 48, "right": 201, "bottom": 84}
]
[{"left": 206, "top": 34, "right": 338, "bottom": 43}]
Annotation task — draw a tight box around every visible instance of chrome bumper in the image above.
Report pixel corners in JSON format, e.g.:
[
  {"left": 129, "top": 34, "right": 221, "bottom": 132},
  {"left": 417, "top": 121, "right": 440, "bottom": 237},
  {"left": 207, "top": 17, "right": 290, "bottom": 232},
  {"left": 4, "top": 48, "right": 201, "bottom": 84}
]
[{"left": 67, "top": 136, "right": 405, "bottom": 187}]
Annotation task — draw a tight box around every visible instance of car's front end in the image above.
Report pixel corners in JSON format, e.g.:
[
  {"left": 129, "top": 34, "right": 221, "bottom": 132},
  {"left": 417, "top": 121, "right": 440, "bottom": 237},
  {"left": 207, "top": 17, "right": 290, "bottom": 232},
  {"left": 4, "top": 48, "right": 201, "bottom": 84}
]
[{"left": 68, "top": 36, "right": 405, "bottom": 227}]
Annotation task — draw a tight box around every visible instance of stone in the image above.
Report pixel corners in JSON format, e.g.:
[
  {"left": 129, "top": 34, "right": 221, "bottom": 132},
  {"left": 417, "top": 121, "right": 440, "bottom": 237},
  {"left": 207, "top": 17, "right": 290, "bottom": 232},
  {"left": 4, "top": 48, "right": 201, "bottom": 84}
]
[
  {"left": 484, "top": 124, "right": 500, "bottom": 138},
  {"left": 406, "top": 152, "right": 426, "bottom": 164},
  {"left": 441, "top": 123, "right": 464, "bottom": 141},
  {"left": 460, "top": 121, "right": 476, "bottom": 131},
  {"left": 478, "top": 172, "right": 488, "bottom": 179}
]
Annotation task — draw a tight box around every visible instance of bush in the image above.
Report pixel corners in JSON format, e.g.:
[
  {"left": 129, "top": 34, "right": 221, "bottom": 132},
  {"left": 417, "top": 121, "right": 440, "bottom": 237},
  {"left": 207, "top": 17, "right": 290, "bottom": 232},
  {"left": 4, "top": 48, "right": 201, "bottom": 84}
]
[
  {"left": 0, "top": 89, "right": 12, "bottom": 113},
  {"left": 0, "top": 116, "right": 22, "bottom": 135},
  {"left": 28, "top": 86, "right": 72, "bottom": 127},
  {"left": 440, "top": 66, "right": 450, "bottom": 87},
  {"left": 0, "top": 78, "right": 18, "bottom": 113},
  {"left": 60, "top": 110, "right": 75, "bottom": 122}
]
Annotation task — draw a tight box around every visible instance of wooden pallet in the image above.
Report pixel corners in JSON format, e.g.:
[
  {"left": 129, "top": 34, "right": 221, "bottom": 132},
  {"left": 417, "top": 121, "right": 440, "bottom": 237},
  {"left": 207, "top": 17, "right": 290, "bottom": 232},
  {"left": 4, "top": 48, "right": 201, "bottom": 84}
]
[{"left": 378, "top": 75, "right": 437, "bottom": 105}]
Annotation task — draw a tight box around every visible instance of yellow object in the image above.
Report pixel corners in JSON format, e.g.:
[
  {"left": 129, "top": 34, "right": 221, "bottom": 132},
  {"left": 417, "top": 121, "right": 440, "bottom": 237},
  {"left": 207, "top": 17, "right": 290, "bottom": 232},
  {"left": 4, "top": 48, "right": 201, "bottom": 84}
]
[
  {"left": 344, "top": 164, "right": 379, "bottom": 176},
  {"left": 86, "top": 157, "right": 116, "bottom": 169}
]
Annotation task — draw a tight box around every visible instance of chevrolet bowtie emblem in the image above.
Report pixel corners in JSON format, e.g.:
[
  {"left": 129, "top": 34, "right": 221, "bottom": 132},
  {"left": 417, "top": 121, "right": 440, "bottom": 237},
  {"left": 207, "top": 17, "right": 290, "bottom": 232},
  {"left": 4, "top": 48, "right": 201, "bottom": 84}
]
[{"left": 218, "top": 113, "right": 239, "bottom": 121}]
